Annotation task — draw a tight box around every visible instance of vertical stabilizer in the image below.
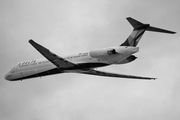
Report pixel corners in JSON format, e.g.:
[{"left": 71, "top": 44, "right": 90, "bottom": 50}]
[{"left": 120, "top": 17, "right": 176, "bottom": 47}]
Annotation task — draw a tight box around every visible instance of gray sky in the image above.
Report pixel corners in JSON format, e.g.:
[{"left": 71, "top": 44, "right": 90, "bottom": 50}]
[{"left": 0, "top": 0, "right": 180, "bottom": 120}]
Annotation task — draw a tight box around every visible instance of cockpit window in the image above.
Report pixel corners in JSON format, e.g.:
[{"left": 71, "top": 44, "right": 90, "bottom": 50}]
[{"left": 11, "top": 66, "right": 16, "bottom": 73}]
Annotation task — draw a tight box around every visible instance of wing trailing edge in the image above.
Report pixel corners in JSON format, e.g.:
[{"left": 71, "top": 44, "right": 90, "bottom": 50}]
[{"left": 78, "top": 69, "right": 156, "bottom": 80}]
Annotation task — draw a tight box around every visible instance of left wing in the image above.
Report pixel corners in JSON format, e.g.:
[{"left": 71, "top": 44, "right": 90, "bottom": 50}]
[
  {"left": 78, "top": 69, "right": 156, "bottom": 80},
  {"left": 29, "top": 40, "right": 77, "bottom": 69}
]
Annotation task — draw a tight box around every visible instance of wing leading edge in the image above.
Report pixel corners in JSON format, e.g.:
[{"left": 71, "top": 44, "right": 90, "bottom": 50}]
[
  {"left": 29, "top": 39, "right": 77, "bottom": 69},
  {"left": 78, "top": 69, "right": 156, "bottom": 80}
]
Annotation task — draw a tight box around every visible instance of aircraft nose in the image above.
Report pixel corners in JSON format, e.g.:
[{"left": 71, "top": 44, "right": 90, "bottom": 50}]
[{"left": 4, "top": 72, "right": 12, "bottom": 81}]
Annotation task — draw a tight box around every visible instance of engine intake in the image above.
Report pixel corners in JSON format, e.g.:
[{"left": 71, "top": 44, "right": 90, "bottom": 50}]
[
  {"left": 107, "top": 49, "right": 117, "bottom": 55},
  {"left": 89, "top": 48, "right": 117, "bottom": 58},
  {"left": 117, "top": 55, "right": 137, "bottom": 64}
]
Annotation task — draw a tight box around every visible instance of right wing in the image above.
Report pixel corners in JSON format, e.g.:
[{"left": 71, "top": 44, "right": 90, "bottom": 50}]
[
  {"left": 29, "top": 40, "right": 77, "bottom": 69},
  {"left": 78, "top": 69, "right": 156, "bottom": 80}
]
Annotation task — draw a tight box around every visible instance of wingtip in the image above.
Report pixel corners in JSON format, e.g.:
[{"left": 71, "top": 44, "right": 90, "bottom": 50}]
[
  {"left": 126, "top": 17, "right": 131, "bottom": 20},
  {"left": 29, "top": 39, "right": 33, "bottom": 43}
]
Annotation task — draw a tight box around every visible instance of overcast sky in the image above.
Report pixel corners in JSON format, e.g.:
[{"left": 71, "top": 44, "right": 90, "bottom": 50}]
[{"left": 0, "top": 0, "right": 180, "bottom": 120}]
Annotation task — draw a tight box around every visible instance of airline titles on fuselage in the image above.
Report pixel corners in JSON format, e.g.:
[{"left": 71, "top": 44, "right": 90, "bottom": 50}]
[
  {"left": 18, "top": 60, "right": 37, "bottom": 67},
  {"left": 18, "top": 52, "right": 89, "bottom": 67}
]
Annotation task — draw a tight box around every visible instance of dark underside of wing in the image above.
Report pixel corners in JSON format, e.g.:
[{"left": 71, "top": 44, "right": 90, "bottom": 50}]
[{"left": 78, "top": 69, "right": 156, "bottom": 80}]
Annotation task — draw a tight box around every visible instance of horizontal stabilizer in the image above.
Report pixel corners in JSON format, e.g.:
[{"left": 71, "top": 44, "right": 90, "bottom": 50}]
[
  {"left": 127, "top": 17, "right": 176, "bottom": 34},
  {"left": 121, "top": 17, "right": 176, "bottom": 47},
  {"left": 127, "top": 17, "right": 144, "bottom": 29},
  {"left": 146, "top": 26, "right": 176, "bottom": 34}
]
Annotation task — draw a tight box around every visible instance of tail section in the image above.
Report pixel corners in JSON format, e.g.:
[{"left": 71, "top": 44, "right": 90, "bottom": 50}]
[{"left": 120, "top": 17, "right": 176, "bottom": 47}]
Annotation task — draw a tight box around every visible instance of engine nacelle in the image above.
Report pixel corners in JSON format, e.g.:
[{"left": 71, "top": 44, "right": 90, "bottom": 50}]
[
  {"left": 89, "top": 48, "right": 117, "bottom": 58},
  {"left": 117, "top": 55, "right": 137, "bottom": 64}
]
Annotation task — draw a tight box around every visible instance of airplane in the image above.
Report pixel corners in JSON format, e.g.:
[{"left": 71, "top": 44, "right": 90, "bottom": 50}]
[{"left": 4, "top": 17, "right": 176, "bottom": 81}]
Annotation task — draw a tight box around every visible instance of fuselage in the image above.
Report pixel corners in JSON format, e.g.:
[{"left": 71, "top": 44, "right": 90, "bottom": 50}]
[
  {"left": 5, "top": 46, "right": 139, "bottom": 81},
  {"left": 5, "top": 17, "right": 175, "bottom": 81}
]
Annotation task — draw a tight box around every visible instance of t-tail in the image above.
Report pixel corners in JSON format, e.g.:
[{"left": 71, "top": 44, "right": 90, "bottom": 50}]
[{"left": 120, "top": 17, "right": 176, "bottom": 47}]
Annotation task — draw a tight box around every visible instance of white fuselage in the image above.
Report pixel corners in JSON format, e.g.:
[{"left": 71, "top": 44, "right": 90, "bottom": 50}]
[{"left": 5, "top": 46, "right": 139, "bottom": 81}]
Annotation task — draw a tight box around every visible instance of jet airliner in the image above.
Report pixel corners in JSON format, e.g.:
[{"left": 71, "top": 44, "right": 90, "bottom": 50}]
[{"left": 5, "top": 17, "right": 176, "bottom": 81}]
